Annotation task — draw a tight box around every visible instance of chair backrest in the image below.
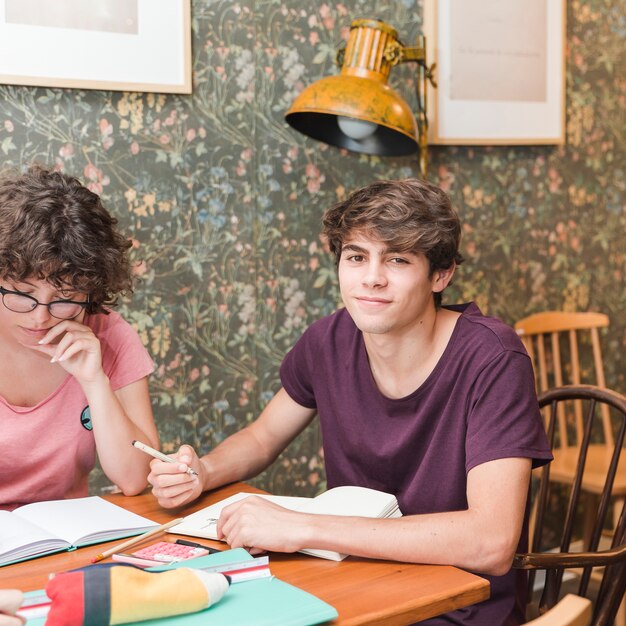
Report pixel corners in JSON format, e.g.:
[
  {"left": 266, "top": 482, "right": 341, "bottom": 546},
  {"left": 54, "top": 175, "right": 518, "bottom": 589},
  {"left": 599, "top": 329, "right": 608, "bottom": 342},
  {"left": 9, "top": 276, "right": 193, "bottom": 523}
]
[
  {"left": 515, "top": 312, "right": 611, "bottom": 448},
  {"left": 521, "top": 385, "right": 626, "bottom": 626}
]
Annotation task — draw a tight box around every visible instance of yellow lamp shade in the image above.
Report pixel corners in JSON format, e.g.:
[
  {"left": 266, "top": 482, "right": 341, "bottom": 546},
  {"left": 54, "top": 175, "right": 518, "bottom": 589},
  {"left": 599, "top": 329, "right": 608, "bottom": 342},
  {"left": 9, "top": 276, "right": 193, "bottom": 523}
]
[{"left": 285, "top": 74, "right": 418, "bottom": 156}]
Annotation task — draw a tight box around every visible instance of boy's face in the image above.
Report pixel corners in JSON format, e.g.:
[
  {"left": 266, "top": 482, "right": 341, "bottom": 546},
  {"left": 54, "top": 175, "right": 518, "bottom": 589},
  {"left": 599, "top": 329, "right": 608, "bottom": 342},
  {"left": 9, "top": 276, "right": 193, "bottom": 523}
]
[
  {"left": 338, "top": 233, "right": 453, "bottom": 338},
  {"left": 0, "top": 277, "right": 88, "bottom": 346}
]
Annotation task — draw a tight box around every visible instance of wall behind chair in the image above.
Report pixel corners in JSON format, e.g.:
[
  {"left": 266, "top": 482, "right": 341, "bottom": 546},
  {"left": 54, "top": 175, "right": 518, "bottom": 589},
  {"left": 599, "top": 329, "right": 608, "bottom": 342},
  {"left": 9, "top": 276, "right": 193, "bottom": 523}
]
[{"left": 0, "top": 0, "right": 623, "bottom": 496}]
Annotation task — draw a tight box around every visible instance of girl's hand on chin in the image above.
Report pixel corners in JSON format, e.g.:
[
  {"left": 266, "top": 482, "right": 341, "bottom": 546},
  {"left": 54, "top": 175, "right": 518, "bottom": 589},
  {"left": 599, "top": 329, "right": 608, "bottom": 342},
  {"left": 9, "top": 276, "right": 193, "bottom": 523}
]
[{"left": 26, "top": 320, "right": 105, "bottom": 385}]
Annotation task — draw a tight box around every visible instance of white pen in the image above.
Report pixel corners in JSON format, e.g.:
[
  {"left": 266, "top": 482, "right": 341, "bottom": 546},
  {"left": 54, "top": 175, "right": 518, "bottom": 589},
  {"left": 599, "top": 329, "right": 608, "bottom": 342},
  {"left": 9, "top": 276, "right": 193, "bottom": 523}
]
[{"left": 132, "top": 440, "right": 199, "bottom": 476}]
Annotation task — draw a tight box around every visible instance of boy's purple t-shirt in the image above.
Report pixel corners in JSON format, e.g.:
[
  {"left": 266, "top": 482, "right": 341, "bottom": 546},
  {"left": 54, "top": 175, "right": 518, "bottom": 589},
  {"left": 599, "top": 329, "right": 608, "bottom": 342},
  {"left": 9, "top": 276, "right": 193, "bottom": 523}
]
[{"left": 279, "top": 302, "right": 552, "bottom": 626}]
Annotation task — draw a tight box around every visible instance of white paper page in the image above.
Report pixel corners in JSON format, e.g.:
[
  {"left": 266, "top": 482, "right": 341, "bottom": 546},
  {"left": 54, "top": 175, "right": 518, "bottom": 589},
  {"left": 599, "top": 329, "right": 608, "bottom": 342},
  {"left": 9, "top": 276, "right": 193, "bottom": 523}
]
[
  {"left": 297, "top": 487, "right": 400, "bottom": 561},
  {"left": 0, "top": 510, "right": 67, "bottom": 562},
  {"left": 170, "top": 492, "right": 312, "bottom": 540},
  {"left": 13, "top": 496, "right": 157, "bottom": 545},
  {"left": 307, "top": 486, "right": 398, "bottom": 517}
]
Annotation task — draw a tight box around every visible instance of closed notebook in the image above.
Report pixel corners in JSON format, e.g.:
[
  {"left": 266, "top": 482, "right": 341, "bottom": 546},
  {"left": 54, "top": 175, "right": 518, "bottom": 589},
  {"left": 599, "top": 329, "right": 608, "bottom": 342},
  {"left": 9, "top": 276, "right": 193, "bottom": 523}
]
[
  {"left": 169, "top": 485, "right": 402, "bottom": 561},
  {"left": 0, "top": 496, "right": 157, "bottom": 566},
  {"left": 22, "top": 548, "right": 339, "bottom": 626}
]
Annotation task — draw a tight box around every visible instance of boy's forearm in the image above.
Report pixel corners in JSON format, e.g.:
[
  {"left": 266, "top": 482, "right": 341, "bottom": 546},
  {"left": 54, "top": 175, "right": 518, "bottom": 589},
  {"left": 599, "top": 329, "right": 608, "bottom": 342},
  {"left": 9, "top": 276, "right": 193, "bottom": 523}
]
[
  {"left": 297, "top": 509, "right": 518, "bottom": 576},
  {"left": 200, "top": 427, "right": 279, "bottom": 492},
  {"left": 296, "top": 458, "right": 531, "bottom": 575}
]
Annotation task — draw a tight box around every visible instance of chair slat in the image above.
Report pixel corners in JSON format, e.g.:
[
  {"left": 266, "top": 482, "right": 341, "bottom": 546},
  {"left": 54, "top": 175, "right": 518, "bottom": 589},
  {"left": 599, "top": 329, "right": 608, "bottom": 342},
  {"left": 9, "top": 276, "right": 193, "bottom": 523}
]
[
  {"left": 538, "top": 334, "right": 549, "bottom": 393},
  {"left": 591, "top": 328, "right": 613, "bottom": 446},
  {"left": 550, "top": 332, "right": 568, "bottom": 446},
  {"left": 568, "top": 330, "right": 585, "bottom": 444}
]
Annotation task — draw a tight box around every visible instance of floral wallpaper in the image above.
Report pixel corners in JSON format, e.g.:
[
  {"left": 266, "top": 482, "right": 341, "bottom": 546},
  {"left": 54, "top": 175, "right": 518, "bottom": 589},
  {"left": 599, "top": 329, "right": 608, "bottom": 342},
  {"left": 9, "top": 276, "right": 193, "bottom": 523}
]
[{"left": 0, "top": 0, "right": 624, "bottom": 497}]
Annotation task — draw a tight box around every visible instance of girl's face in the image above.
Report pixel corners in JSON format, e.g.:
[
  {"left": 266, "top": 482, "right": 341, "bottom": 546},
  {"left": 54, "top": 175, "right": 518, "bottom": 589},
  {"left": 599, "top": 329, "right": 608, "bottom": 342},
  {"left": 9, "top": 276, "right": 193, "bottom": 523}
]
[{"left": 0, "top": 277, "right": 88, "bottom": 346}]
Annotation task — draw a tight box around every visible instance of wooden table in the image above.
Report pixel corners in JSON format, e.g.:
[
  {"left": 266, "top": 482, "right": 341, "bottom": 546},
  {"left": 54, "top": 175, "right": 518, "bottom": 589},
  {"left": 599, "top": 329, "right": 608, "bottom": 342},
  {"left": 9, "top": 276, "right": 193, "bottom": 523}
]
[{"left": 0, "top": 484, "right": 489, "bottom": 625}]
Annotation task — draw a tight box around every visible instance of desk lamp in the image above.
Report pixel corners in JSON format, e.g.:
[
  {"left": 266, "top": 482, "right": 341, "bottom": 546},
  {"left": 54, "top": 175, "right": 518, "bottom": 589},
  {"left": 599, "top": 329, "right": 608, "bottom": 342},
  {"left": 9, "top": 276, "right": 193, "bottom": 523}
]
[{"left": 285, "top": 19, "right": 436, "bottom": 176}]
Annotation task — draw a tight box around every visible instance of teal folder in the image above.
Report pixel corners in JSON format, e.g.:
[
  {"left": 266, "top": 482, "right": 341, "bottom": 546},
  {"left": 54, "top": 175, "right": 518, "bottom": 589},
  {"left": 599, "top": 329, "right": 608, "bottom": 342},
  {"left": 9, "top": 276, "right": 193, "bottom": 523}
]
[{"left": 24, "top": 548, "right": 338, "bottom": 626}]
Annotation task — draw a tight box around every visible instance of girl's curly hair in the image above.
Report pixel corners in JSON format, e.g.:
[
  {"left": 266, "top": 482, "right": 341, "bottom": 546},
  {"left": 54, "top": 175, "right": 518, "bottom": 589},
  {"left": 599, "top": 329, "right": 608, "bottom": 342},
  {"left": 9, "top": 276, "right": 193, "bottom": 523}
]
[{"left": 0, "top": 165, "right": 133, "bottom": 314}]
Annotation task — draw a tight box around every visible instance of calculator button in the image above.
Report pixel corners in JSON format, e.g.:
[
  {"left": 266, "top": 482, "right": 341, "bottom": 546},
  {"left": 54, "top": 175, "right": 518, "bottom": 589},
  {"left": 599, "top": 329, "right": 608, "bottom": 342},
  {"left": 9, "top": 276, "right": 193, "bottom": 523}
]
[{"left": 133, "top": 541, "right": 208, "bottom": 562}]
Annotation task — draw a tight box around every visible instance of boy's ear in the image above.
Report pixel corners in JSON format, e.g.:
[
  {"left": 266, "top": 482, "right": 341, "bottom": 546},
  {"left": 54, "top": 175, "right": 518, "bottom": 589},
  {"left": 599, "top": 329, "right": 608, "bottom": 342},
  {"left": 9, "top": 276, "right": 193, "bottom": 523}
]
[{"left": 432, "top": 263, "right": 456, "bottom": 293}]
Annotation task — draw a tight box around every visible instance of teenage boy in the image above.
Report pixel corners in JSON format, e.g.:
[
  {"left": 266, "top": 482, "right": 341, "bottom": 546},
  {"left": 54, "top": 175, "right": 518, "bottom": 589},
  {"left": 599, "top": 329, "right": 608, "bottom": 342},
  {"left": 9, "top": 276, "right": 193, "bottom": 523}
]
[{"left": 149, "top": 178, "right": 551, "bottom": 625}]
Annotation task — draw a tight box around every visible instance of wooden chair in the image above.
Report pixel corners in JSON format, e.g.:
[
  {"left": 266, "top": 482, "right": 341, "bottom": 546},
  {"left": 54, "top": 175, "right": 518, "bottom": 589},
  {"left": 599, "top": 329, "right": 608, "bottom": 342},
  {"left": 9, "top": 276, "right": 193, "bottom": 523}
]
[
  {"left": 514, "top": 311, "right": 610, "bottom": 395},
  {"left": 514, "top": 312, "right": 625, "bottom": 527},
  {"left": 514, "top": 385, "right": 626, "bottom": 626}
]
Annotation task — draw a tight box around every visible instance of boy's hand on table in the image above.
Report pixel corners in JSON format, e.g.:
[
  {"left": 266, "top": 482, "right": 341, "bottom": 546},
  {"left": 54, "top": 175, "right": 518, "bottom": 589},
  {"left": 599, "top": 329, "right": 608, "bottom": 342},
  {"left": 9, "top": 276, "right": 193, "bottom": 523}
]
[{"left": 217, "top": 496, "right": 309, "bottom": 555}]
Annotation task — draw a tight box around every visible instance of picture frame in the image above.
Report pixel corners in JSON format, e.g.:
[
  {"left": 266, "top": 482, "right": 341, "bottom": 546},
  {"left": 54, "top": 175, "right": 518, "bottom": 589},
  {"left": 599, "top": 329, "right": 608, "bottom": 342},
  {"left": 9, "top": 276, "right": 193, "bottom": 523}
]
[
  {"left": 423, "top": 0, "right": 566, "bottom": 145},
  {"left": 0, "top": 0, "right": 191, "bottom": 94}
]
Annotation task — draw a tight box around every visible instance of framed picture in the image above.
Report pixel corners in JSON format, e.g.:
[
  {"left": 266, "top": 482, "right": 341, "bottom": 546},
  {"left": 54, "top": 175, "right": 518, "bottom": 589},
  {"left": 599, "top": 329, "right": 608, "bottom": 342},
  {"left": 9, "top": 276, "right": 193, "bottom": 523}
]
[
  {"left": 423, "top": 0, "right": 565, "bottom": 145},
  {"left": 0, "top": 0, "right": 191, "bottom": 94}
]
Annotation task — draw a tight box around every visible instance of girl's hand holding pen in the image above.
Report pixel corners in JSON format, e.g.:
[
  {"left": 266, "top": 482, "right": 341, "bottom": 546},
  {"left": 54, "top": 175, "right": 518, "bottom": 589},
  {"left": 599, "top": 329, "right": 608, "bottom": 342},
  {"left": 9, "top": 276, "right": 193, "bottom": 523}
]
[{"left": 147, "top": 444, "right": 205, "bottom": 509}]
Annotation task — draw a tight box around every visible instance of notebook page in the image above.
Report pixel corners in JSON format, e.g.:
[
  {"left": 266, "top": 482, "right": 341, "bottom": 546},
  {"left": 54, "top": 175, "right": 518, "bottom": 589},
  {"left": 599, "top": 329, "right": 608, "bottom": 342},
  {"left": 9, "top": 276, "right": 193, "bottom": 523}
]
[
  {"left": 306, "top": 486, "right": 399, "bottom": 517},
  {"left": 0, "top": 510, "right": 67, "bottom": 563},
  {"left": 13, "top": 496, "right": 157, "bottom": 545}
]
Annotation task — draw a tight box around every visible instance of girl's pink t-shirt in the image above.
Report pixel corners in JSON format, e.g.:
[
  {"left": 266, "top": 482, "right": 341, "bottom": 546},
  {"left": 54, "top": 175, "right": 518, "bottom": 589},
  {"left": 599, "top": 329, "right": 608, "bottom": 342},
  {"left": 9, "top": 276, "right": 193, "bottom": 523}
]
[{"left": 1, "top": 310, "right": 154, "bottom": 510}]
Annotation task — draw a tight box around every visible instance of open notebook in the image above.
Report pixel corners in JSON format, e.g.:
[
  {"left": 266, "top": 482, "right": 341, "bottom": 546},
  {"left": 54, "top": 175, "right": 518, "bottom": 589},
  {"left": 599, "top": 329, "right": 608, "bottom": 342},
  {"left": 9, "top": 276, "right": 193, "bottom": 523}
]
[
  {"left": 0, "top": 496, "right": 157, "bottom": 566},
  {"left": 169, "top": 485, "right": 402, "bottom": 561}
]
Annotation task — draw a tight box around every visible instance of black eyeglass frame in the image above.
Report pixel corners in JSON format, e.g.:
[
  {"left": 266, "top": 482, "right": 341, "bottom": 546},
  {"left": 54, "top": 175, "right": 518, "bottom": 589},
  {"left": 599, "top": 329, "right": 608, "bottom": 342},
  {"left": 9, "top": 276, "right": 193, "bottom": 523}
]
[{"left": 0, "top": 286, "right": 90, "bottom": 320}]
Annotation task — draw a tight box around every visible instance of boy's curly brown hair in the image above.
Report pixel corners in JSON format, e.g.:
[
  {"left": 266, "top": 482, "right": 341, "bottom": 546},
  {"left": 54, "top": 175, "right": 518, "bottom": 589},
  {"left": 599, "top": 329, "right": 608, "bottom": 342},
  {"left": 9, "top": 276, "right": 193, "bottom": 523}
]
[{"left": 322, "top": 178, "right": 464, "bottom": 308}]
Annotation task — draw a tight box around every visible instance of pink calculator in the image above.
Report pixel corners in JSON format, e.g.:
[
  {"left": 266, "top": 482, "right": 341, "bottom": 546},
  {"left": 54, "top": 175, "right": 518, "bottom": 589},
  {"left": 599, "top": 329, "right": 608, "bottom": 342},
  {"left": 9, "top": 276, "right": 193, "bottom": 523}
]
[{"left": 112, "top": 541, "right": 209, "bottom": 568}]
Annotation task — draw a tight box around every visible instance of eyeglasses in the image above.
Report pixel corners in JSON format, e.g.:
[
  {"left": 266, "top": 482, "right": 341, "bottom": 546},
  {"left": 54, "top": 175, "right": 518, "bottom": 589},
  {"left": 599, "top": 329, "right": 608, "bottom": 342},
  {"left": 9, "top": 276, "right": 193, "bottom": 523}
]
[{"left": 0, "top": 286, "right": 89, "bottom": 320}]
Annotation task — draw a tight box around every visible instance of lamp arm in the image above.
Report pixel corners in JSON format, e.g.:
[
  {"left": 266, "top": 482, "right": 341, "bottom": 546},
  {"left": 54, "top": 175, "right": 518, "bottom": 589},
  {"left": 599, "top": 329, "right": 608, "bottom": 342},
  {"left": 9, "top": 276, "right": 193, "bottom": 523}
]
[
  {"left": 385, "top": 44, "right": 437, "bottom": 88},
  {"left": 390, "top": 36, "right": 435, "bottom": 178},
  {"left": 415, "top": 58, "right": 429, "bottom": 178},
  {"left": 385, "top": 44, "right": 425, "bottom": 64}
]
